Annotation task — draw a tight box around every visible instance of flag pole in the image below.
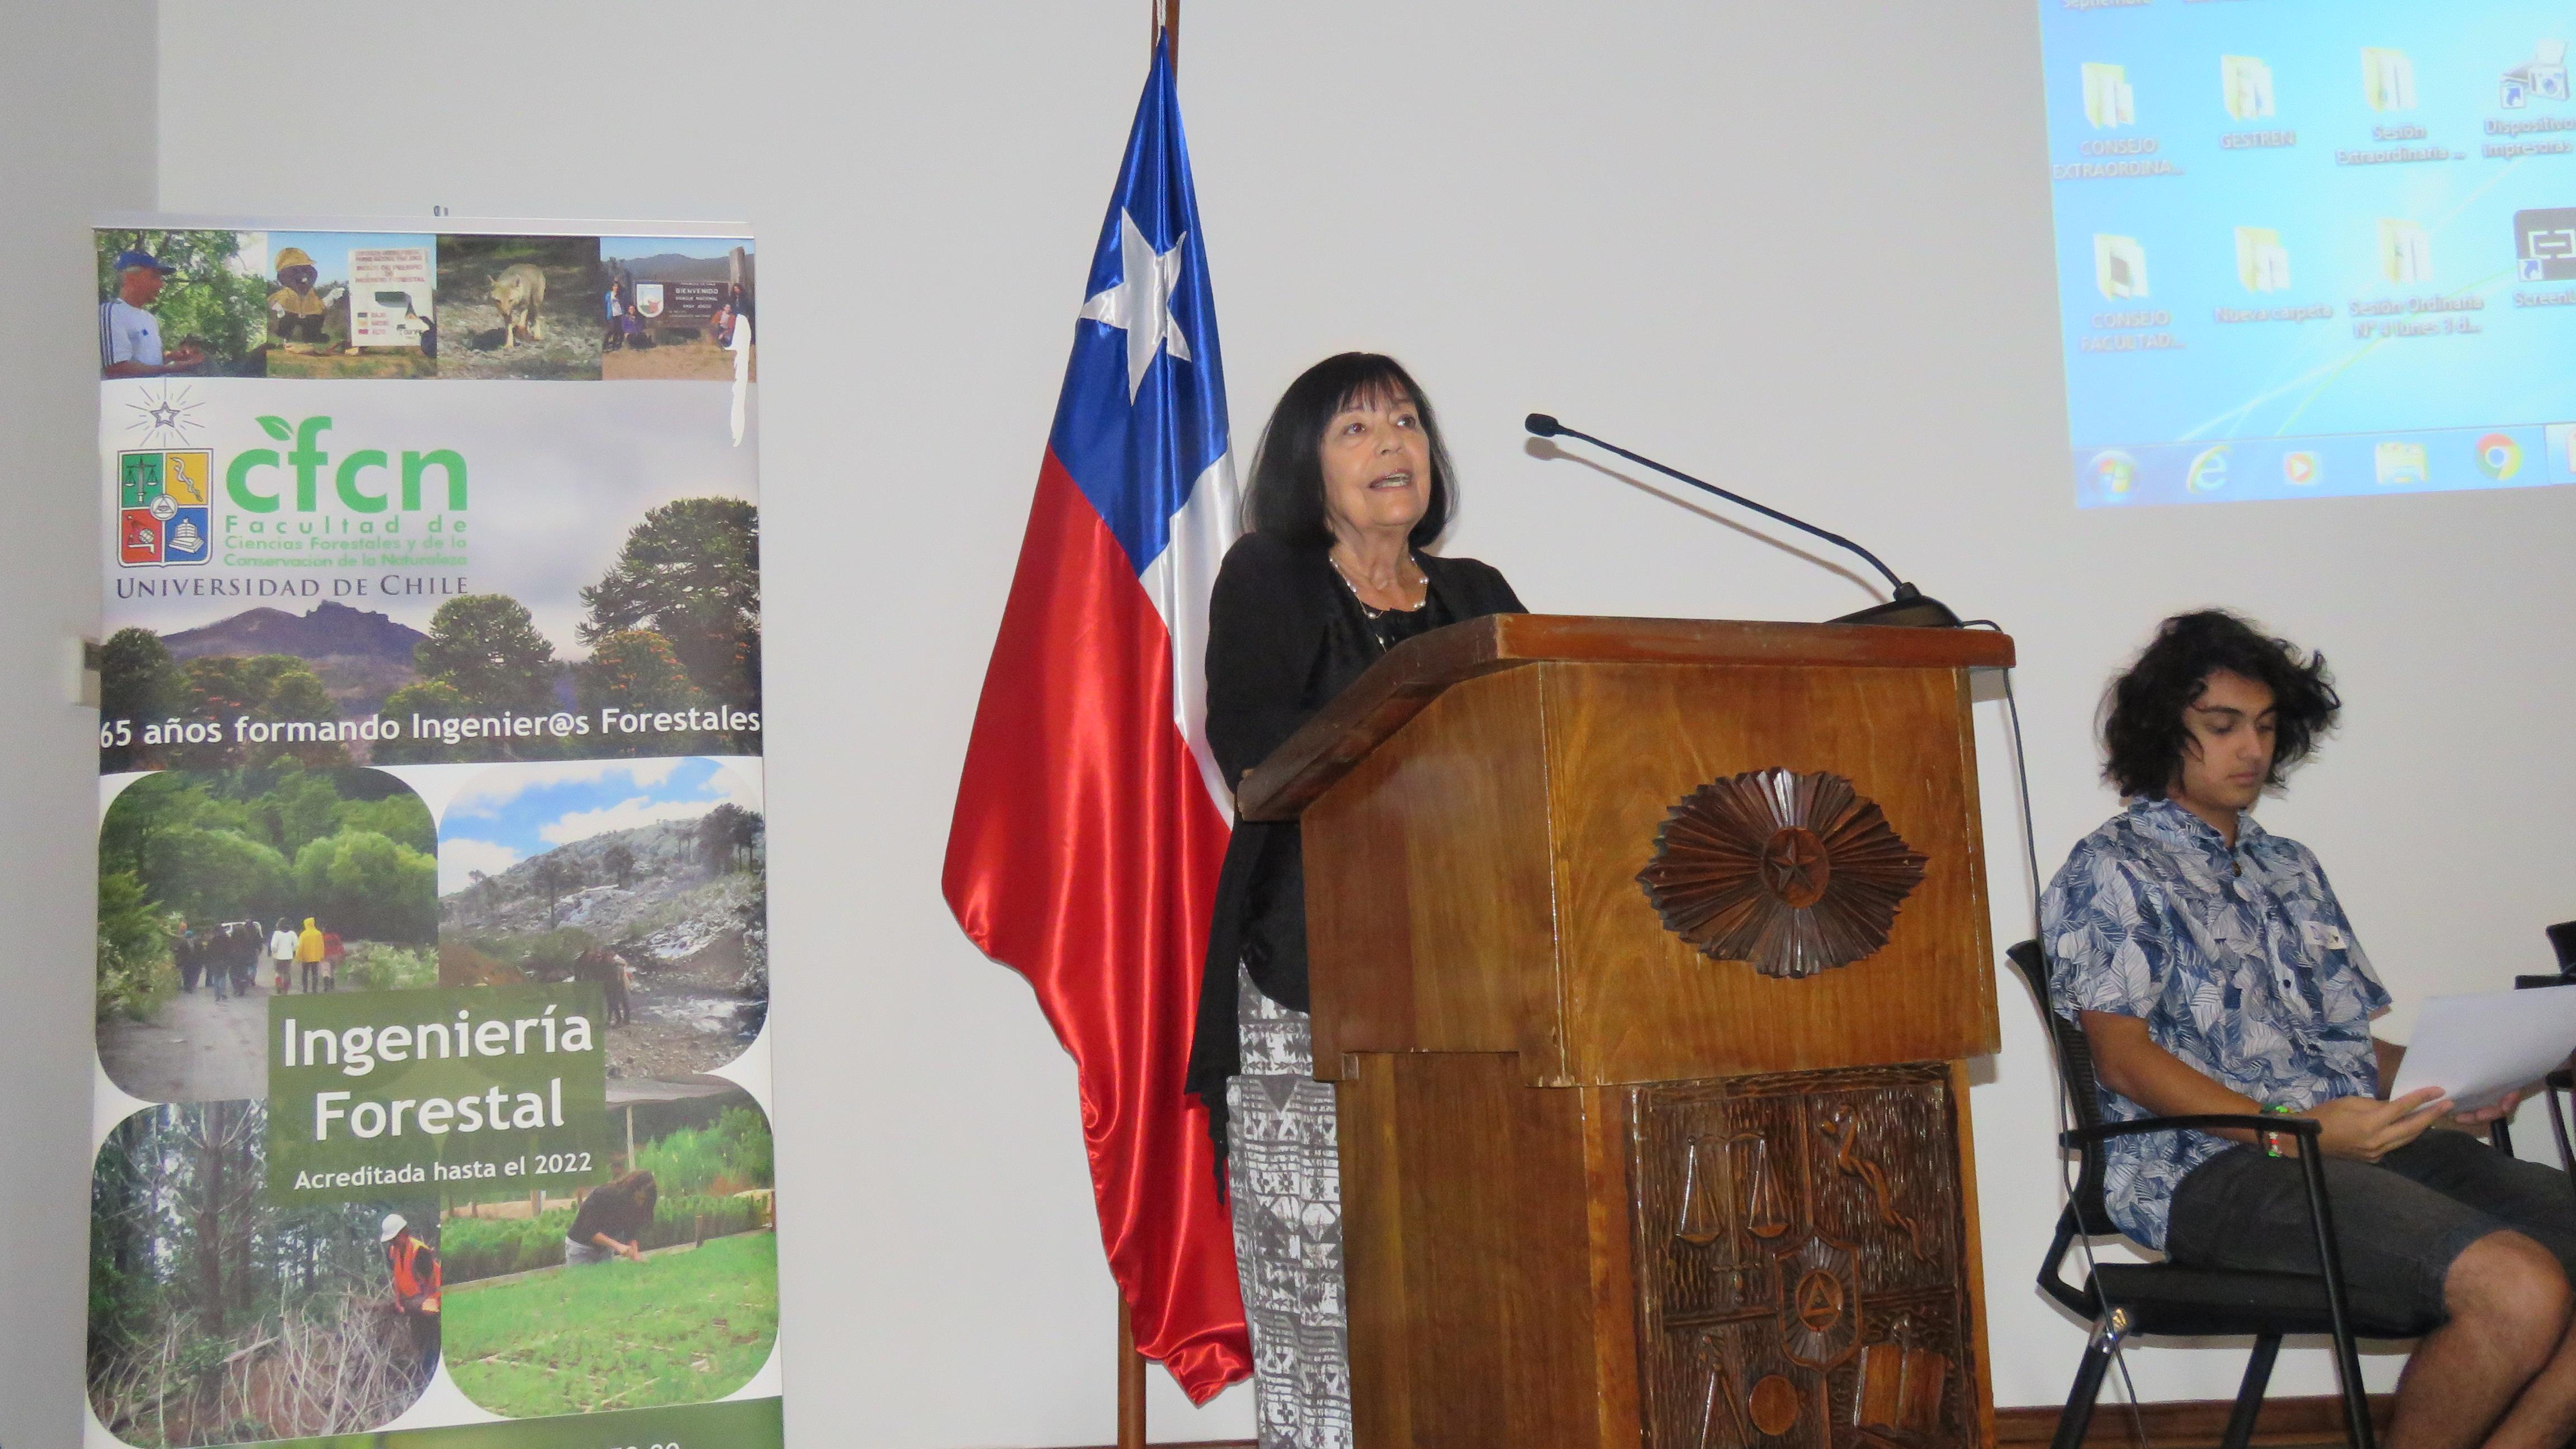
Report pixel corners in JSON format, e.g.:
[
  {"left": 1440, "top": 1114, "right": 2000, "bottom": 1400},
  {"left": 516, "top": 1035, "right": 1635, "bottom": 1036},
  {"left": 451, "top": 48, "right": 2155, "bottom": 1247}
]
[
  {"left": 1119, "top": 1296, "right": 1148, "bottom": 1448},
  {"left": 1117, "top": 11, "right": 1177, "bottom": 1445}
]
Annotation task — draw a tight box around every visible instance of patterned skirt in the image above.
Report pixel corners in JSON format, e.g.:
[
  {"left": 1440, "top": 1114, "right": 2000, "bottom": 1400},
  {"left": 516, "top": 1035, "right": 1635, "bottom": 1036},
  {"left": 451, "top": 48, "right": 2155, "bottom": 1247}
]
[{"left": 1226, "top": 966, "right": 1352, "bottom": 1449}]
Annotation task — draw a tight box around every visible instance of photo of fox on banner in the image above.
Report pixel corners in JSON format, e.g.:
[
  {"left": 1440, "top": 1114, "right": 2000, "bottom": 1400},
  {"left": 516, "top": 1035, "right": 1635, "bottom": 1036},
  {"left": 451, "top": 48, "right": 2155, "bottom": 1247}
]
[{"left": 91, "top": 221, "right": 777, "bottom": 1449}]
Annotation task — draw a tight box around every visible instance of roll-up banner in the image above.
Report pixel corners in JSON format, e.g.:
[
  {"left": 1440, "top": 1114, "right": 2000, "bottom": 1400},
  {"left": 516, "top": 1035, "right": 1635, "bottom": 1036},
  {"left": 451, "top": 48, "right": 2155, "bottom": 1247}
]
[{"left": 88, "top": 217, "right": 779, "bottom": 1449}]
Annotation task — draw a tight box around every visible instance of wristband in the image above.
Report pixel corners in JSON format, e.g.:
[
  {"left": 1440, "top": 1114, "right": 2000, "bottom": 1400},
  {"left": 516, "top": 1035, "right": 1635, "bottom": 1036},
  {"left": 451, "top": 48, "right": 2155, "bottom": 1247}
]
[{"left": 2260, "top": 1101, "right": 2298, "bottom": 1158}]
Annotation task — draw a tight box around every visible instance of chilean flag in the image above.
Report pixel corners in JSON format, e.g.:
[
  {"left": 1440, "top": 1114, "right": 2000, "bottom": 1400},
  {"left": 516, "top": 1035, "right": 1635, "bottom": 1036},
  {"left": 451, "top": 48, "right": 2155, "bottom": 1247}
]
[{"left": 942, "top": 44, "right": 1248, "bottom": 1400}]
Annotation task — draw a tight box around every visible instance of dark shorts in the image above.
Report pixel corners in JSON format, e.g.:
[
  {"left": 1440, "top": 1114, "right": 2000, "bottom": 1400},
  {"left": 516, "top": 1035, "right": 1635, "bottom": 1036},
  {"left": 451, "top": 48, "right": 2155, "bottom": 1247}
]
[{"left": 2166, "top": 1130, "right": 2576, "bottom": 1334}]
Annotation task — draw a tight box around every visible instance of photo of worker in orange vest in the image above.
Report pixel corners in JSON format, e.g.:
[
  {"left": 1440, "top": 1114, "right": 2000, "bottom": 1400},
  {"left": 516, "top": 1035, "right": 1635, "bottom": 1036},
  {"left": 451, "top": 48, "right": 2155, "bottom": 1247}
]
[{"left": 381, "top": 1213, "right": 442, "bottom": 1386}]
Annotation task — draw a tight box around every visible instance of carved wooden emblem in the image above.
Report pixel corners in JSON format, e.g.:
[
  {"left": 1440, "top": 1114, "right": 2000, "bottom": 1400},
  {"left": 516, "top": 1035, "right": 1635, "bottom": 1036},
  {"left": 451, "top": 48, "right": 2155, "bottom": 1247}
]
[
  {"left": 1636, "top": 768, "right": 1929, "bottom": 979},
  {"left": 1630, "top": 1067, "right": 1974, "bottom": 1449},
  {"left": 1776, "top": 1235, "right": 1861, "bottom": 1368}
]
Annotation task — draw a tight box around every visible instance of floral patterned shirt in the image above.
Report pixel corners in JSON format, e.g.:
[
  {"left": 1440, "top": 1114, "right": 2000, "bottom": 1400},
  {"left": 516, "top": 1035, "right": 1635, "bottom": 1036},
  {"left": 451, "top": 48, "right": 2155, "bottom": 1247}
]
[{"left": 2040, "top": 798, "right": 2389, "bottom": 1248}]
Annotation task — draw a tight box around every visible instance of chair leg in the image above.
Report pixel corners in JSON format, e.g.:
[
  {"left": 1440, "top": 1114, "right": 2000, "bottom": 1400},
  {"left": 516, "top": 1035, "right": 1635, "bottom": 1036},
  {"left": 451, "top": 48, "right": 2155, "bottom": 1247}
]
[
  {"left": 2295, "top": 1149, "right": 2378, "bottom": 1449},
  {"left": 2547, "top": 1085, "right": 2575, "bottom": 1194},
  {"left": 2218, "top": 1334, "right": 2281, "bottom": 1449},
  {"left": 2329, "top": 1332, "right": 2375, "bottom": 1449},
  {"left": 2052, "top": 1309, "right": 2127, "bottom": 1449}
]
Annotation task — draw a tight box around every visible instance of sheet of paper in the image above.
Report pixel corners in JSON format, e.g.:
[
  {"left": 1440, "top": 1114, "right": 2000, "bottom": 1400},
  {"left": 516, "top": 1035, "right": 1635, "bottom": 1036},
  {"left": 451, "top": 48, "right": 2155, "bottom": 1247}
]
[{"left": 2390, "top": 987, "right": 2576, "bottom": 1111}]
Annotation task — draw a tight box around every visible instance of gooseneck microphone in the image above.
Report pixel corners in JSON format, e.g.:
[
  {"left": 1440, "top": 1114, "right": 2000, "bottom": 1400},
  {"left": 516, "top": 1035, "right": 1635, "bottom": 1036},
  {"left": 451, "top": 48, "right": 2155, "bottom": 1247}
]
[{"left": 1524, "top": 413, "right": 1960, "bottom": 628}]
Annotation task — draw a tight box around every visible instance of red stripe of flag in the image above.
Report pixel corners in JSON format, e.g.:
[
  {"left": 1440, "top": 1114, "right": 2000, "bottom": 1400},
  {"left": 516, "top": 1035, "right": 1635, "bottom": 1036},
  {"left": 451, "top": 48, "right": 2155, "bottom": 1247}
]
[{"left": 944, "top": 451, "right": 1247, "bottom": 1400}]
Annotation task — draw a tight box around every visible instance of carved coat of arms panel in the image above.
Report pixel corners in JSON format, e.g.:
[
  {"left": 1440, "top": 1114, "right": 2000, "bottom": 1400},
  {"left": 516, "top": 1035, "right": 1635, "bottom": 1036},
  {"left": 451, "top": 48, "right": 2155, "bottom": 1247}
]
[{"left": 1628, "top": 1064, "right": 1976, "bottom": 1449}]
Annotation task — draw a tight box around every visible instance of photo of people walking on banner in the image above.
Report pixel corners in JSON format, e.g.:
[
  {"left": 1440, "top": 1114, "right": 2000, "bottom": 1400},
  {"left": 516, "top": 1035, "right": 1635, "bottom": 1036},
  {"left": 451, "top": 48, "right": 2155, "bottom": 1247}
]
[
  {"left": 88, "top": 1101, "right": 435, "bottom": 1445},
  {"left": 96, "top": 768, "right": 437, "bottom": 1102},
  {"left": 436, "top": 759, "right": 765, "bottom": 1081},
  {"left": 437, "top": 1082, "right": 777, "bottom": 1417}
]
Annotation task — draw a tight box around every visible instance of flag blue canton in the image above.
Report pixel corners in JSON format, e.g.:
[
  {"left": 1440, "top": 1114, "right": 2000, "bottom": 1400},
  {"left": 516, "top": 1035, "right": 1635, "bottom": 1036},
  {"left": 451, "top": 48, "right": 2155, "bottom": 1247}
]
[{"left": 1048, "top": 45, "right": 1232, "bottom": 578}]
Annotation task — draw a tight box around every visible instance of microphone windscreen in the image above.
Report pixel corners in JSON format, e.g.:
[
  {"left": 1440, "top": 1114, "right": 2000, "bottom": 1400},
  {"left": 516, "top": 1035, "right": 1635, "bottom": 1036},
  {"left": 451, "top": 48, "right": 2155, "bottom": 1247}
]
[{"left": 1524, "top": 413, "right": 1561, "bottom": 437}]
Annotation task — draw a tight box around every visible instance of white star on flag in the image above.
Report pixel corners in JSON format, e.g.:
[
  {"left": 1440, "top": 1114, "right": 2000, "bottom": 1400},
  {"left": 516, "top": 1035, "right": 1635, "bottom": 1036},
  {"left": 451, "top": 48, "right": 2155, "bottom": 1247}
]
[{"left": 1078, "top": 210, "right": 1192, "bottom": 401}]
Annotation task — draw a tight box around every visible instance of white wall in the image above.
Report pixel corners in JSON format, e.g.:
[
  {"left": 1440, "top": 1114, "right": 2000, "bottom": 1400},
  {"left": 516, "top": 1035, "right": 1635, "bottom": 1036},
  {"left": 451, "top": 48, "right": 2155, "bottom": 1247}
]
[
  {"left": 0, "top": 7, "right": 158, "bottom": 1447},
  {"left": 44, "top": 0, "right": 2568, "bottom": 1445}
]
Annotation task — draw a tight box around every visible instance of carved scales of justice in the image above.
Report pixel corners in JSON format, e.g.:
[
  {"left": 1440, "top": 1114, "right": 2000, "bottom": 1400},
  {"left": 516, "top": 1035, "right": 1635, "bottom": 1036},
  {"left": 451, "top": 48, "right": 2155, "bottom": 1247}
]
[{"left": 1237, "top": 614, "right": 2012, "bottom": 1449}]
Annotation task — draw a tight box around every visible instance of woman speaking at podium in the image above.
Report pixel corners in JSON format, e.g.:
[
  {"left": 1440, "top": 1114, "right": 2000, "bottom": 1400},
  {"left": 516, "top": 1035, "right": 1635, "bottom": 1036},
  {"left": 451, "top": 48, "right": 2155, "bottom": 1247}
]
[{"left": 1186, "top": 352, "right": 1523, "bottom": 1446}]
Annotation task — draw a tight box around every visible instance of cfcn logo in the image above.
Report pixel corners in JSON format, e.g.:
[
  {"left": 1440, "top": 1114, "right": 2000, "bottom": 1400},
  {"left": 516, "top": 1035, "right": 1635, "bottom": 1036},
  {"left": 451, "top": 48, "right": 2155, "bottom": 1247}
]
[{"left": 117, "top": 449, "right": 212, "bottom": 566}]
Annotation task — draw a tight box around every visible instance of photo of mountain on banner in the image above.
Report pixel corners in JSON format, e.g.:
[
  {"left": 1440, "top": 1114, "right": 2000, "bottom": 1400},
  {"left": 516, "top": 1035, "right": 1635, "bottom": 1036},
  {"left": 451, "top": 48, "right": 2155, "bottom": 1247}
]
[
  {"left": 600, "top": 235, "right": 755, "bottom": 383},
  {"left": 100, "top": 495, "right": 761, "bottom": 769},
  {"left": 89, "top": 1100, "right": 437, "bottom": 1447},
  {"left": 438, "top": 759, "right": 766, "bottom": 1082},
  {"left": 96, "top": 768, "right": 438, "bottom": 1103}
]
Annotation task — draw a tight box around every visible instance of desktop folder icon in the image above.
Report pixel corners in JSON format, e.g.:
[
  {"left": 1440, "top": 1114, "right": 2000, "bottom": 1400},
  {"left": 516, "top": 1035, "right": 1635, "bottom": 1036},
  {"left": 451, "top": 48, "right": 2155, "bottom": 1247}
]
[
  {"left": 2222, "top": 56, "right": 2275, "bottom": 120},
  {"left": 2234, "top": 228, "right": 2290, "bottom": 292},
  {"left": 2362, "top": 48, "right": 2417, "bottom": 112},
  {"left": 2093, "top": 235, "right": 2148, "bottom": 300},
  {"left": 2374, "top": 441, "right": 2428, "bottom": 488},
  {"left": 2378, "top": 219, "right": 2432, "bottom": 285},
  {"left": 2082, "top": 63, "right": 2136, "bottom": 128}
]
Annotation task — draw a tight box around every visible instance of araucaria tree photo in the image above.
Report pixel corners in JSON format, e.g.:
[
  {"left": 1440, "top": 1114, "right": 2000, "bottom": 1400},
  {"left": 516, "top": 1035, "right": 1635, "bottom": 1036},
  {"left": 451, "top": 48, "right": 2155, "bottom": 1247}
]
[
  {"left": 377, "top": 594, "right": 563, "bottom": 764},
  {"left": 99, "top": 629, "right": 351, "bottom": 774},
  {"left": 577, "top": 497, "right": 762, "bottom": 756},
  {"left": 88, "top": 1102, "right": 428, "bottom": 1445}
]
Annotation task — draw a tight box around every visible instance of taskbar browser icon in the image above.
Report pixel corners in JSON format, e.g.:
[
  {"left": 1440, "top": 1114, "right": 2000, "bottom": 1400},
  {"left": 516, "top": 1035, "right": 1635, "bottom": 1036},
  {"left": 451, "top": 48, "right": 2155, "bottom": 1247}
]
[
  {"left": 2185, "top": 444, "right": 2230, "bottom": 494},
  {"left": 2476, "top": 432, "right": 2523, "bottom": 480}
]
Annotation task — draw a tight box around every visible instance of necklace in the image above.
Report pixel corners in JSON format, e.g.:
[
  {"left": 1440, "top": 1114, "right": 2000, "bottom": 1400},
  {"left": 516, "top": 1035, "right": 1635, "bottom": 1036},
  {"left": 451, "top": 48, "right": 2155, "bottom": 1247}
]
[{"left": 1329, "top": 549, "right": 1427, "bottom": 615}]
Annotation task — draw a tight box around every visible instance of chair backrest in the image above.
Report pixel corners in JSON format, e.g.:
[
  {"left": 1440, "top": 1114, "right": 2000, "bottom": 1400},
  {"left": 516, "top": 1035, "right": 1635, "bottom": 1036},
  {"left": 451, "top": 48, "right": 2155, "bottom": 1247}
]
[
  {"left": 2005, "top": 939, "right": 2120, "bottom": 1237},
  {"left": 2549, "top": 920, "right": 2576, "bottom": 975}
]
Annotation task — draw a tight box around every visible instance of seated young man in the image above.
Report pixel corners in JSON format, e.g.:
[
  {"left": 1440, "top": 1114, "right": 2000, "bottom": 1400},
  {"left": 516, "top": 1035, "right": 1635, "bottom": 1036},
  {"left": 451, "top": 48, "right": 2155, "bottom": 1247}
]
[{"left": 2043, "top": 609, "right": 2576, "bottom": 1449}]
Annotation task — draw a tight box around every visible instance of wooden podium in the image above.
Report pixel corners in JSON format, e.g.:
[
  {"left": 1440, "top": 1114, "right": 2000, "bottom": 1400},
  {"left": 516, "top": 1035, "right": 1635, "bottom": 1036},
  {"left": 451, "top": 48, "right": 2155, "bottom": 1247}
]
[{"left": 1237, "top": 615, "right": 2015, "bottom": 1449}]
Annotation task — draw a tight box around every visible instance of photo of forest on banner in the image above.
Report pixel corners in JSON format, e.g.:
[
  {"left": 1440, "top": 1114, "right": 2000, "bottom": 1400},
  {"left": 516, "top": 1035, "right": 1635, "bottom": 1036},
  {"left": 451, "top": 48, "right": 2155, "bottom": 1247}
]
[
  {"left": 97, "top": 228, "right": 760, "bottom": 773},
  {"left": 87, "top": 1091, "right": 777, "bottom": 1444},
  {"left": 90, "top": 222, "right": 779, "bottom": 1449}
]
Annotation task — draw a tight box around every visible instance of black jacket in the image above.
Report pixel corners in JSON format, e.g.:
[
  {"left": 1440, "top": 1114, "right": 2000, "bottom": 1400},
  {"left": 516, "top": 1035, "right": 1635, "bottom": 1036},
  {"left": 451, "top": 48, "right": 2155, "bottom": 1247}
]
[{"left": 1183, "top": 531, "right": 1524, "bottom": 1161}]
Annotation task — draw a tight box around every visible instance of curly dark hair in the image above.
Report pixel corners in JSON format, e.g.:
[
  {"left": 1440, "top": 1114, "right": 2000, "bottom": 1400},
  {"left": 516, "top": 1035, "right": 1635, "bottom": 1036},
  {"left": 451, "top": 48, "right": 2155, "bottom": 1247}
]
[{"left": 2100, "top": 610, "right": 2340, "bottom": 799}]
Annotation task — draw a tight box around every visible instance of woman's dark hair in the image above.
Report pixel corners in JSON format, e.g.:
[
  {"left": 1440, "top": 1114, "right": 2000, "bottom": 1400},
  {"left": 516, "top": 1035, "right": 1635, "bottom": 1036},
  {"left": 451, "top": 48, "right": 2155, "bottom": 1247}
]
[
  {"left": 1241, "top": 352, "right": 1453, "bottom": 548},
  {"left": 610, "top": 1169, "right": 658, "bottom": 1220},
  {"left": 2100, "top": 609, "right": 2340, "bottom": 799}
]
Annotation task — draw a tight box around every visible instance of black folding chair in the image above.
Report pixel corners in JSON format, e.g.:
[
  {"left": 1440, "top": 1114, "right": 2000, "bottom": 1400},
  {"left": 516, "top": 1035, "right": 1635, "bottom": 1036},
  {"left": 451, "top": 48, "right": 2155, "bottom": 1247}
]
[
  {"left": 2008, "top": 939, "right": 2402, "bottom": 1449},
  {"left": 2497, "top": 921, "right": 2576, "bottom": 1177}
]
